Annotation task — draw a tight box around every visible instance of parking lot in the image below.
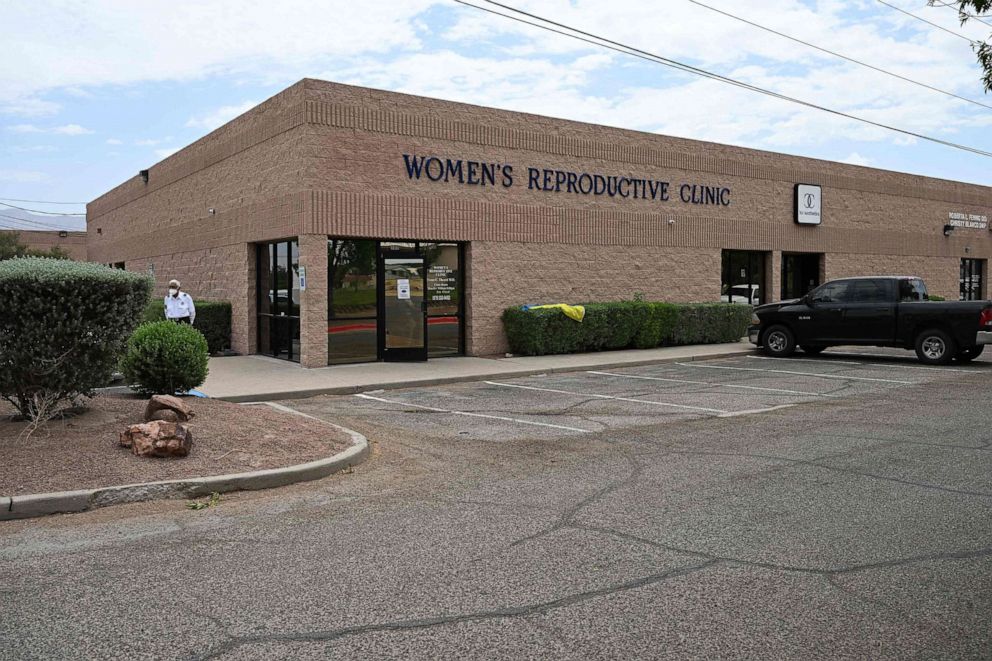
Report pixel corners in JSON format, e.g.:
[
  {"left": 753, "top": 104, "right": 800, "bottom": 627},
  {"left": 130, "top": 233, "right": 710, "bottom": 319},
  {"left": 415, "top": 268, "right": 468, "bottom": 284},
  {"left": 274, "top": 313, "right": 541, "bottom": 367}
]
[{"left": 289, "top": 348, "right": 992, "bottom": 442}]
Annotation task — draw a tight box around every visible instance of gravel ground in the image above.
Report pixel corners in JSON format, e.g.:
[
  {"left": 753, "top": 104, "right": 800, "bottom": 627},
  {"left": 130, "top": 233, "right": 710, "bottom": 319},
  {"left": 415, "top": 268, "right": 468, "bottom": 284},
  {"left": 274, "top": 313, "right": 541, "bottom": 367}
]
[{"left": 0, "top": 395, "right": 352, "bottom": 496}]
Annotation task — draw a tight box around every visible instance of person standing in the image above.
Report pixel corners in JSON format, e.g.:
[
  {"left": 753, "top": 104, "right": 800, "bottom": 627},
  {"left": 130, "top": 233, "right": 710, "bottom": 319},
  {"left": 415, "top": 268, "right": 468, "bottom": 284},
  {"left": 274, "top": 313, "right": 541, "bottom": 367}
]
[{"left": 164, "top": 279, "right": 196, "bottom": 325}]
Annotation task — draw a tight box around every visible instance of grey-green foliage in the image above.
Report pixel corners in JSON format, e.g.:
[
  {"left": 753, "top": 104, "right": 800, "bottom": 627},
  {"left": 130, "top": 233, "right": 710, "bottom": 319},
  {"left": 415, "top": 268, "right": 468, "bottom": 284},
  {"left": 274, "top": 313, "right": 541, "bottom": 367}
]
[
  {"left": 0, "top": 257, "right": 153, "bottom": 420},
  {"left": 122, "top": 321, "right": 209, "bottom": 396}
]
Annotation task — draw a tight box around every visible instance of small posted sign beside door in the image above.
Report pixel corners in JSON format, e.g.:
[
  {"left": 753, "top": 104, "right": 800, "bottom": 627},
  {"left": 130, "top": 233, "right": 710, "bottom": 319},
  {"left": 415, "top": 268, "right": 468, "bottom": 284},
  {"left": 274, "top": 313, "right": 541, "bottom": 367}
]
[{"left": 397, "top": 279, "right": 411, "bottom": 300}]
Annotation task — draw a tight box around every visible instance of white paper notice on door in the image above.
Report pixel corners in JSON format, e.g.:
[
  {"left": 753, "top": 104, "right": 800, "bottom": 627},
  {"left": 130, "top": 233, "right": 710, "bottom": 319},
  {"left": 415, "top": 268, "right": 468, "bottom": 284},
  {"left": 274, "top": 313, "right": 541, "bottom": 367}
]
[{"left": 397, "top": 279, "right": 411, "bottom": 299}]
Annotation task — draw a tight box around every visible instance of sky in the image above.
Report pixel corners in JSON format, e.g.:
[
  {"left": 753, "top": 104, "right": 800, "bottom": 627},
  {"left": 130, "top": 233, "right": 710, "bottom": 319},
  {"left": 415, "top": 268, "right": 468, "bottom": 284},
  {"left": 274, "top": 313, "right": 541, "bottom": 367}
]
[{"left": 2, "top": 0, "right": 992, "bottom": 231}]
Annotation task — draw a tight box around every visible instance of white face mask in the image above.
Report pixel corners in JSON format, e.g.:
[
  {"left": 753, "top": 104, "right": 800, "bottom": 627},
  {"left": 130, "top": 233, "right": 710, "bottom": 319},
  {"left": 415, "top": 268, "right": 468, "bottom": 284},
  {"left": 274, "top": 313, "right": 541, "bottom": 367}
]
[{"left": 168, "top": 288, "right": 178, "bottom": 297}]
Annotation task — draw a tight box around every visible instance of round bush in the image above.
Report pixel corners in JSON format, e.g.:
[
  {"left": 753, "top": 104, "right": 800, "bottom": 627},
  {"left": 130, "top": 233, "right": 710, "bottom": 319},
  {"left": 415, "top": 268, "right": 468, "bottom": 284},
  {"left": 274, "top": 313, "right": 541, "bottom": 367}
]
[
  {"left": 0, "top": 257, "right": 152, "bottom": 421},
  {"left": 122, "top": 321, "right": 209, "bottom": 396}
]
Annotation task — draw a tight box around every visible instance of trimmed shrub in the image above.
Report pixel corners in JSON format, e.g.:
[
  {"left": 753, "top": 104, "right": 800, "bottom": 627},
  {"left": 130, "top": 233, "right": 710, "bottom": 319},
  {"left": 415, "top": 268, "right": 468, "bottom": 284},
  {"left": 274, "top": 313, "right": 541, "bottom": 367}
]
[
  {"left": 121, "top": 321, "right": 209, "bottom": 396},
  {"left": 502, "top": 301, "right": 752, "bottom": 356},
  {"left": 143, "top": 298, "right": 232, "bottom": 354},
  {"left": 0, "top": 258, "right": 152, "bottom": 421}
]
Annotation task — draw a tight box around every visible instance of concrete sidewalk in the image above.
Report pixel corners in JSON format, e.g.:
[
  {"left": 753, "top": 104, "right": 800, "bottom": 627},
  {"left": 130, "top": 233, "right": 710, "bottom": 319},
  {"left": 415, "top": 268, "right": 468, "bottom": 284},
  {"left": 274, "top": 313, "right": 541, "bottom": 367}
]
[{"left": 200, "top": 342, "right": 754, "bottom": 401}]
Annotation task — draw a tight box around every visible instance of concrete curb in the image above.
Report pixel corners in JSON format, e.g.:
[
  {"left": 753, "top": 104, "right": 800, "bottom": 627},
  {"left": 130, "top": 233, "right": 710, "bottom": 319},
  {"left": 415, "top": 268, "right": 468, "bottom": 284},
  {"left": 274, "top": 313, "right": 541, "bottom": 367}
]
[
  {"left": 215, "top": 348, "right": 757, "bottom": 402},
  {"left": 1, "top": 403, "right": 369, "bottom": 521}
]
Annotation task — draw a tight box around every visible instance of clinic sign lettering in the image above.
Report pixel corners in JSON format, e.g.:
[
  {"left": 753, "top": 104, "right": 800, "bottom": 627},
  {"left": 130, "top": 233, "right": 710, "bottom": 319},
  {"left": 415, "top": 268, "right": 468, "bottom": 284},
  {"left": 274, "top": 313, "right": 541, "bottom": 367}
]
[{"left": 402, "top": 154, "right": 732, "bottom": 207}]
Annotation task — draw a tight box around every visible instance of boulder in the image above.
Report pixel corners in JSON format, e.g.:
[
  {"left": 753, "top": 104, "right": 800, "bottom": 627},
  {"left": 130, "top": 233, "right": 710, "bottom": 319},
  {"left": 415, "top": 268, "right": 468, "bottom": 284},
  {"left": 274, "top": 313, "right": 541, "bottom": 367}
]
[
  {"left": 119, "top": 420, "right": 193, "bottom": 458},
  {"left": 143, "top": 394, "right": 194, "bottom": 423}
]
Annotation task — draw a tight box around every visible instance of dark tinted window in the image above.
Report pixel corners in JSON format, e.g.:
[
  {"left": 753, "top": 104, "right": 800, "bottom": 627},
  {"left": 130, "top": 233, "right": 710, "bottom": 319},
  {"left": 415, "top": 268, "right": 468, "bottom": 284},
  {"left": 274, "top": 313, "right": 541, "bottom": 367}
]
[
  {"left": 850, "top": 279, "right": 890, "bottom": 303},
  {"left": 811, "top": 281, "right": 852, "bottom": 303}
]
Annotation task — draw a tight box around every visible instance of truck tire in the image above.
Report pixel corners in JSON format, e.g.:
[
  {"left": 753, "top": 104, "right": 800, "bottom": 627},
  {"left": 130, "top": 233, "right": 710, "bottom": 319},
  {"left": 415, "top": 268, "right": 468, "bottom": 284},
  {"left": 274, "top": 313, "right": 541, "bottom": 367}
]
[
  {"left": 955, "top": 345, "right": 985, "bottom": 363},
  {"left": 914, "top": 329, "right": 956, "bottom": 365},
  {"left": 801, "top": 345, "right": 826, "bottom": 355},
  {"left": 762, "top": 325, "right": 796, "bottom": 357}
]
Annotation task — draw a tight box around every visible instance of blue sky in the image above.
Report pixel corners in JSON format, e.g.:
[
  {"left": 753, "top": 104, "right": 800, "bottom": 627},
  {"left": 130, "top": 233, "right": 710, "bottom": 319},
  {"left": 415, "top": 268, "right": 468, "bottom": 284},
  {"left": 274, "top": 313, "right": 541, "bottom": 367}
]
[{"left": 2, "top": 0, "right": 991, "bottom": 231}]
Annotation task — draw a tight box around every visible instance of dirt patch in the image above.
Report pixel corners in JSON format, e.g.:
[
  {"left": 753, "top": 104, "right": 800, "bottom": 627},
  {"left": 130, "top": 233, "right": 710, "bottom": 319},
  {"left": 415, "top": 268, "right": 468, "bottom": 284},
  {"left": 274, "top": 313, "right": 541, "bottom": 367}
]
[{"left": 0, "top": 395, "right": 353, "bottom": 496}]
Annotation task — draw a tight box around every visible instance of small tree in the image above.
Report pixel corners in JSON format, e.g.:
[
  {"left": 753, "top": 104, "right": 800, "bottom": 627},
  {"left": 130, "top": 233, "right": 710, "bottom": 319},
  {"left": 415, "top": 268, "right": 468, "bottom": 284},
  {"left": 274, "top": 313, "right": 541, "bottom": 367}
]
[{"left": 0, "top": 258, "right": 152, "bottom": 423}]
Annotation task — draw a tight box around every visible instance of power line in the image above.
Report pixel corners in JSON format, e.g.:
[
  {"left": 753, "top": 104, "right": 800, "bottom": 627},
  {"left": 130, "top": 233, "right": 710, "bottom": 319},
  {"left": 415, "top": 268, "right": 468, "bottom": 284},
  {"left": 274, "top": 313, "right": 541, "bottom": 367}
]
[
  {"left": 0, "top": 212, "right": 79, "bottom": 230},
  {"left": 456, "top": 0, "right": 992, "bottom": 159},
  {"left": 874, "top": 0, "right": 977, "bottom": 42},
  {"left": 0, "top": 201, "right": 85, "bottom": 216},
  {"left": 688, "top": 0, "right": 992, "bottom": 111},
  {"left": 0, "top": 197, "right": 86, "bottom": 205}
]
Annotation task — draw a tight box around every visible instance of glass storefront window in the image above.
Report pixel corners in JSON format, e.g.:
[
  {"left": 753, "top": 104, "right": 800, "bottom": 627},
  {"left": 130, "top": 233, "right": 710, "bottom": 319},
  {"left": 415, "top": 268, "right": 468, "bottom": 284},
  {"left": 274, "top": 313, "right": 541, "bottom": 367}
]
[
  {"left": 328, "top": 239, "right": 378, "bottom": 364},
  {"left": 721, "top": 250, "right": 767, "bottom": 305},
  {"left": 960, "top": 258, "right": 985, "bottom": 301}
]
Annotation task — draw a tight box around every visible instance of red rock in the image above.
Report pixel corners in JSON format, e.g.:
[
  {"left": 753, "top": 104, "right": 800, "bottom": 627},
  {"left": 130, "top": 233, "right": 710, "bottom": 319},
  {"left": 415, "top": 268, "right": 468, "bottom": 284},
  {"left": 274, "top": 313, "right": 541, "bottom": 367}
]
[{"left": 120, "top": 421, "right": 193, "bottom": 458}]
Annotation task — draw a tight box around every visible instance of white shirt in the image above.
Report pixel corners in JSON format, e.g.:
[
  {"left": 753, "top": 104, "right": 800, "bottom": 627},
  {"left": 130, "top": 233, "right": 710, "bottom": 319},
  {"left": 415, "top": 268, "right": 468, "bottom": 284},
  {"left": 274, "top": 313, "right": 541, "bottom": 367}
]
[{"left": 164, "top": 291, "right": 196, "bottom": 323}]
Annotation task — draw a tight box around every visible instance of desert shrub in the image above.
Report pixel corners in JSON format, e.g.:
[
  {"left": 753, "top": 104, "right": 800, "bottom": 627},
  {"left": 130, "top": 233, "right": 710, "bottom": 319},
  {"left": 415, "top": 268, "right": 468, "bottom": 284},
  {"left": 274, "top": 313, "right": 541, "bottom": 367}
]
[
  {"left": 0, "top": 258, "right": 152, "bottom": 421},
  {"left": 142, "top": 298, "right": 232, "bottom": 353},
  {"left": 502, "top": 301, "right": 752, "bottom": 356},
  {"left": 121, "top": 321, "right": 209, "bottom": 396}
]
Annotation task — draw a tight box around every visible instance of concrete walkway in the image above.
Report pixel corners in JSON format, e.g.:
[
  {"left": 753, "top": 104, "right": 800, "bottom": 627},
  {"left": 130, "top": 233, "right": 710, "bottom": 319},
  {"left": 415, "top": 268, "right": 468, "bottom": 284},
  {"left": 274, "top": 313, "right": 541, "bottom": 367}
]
[{"left": 199, "top": 342, "right": 754, "bottom": 401}]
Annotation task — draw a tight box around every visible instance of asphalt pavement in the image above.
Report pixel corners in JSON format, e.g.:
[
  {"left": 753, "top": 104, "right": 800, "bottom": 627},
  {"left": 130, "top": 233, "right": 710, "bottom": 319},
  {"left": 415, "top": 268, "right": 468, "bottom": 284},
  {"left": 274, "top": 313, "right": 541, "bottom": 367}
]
[{"left": 2, "top": 347, "right": 991, "bottom": 659}]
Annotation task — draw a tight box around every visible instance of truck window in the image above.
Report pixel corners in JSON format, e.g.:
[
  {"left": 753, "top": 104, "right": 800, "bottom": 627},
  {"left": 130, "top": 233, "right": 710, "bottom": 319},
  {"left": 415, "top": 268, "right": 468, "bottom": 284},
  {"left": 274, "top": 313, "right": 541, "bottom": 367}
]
[
  {"left": 851, "top": 279, "right": 890, "bottom": 303},
  {"left": 899, "top": 279, "right": 927, "bottom": 302},
  {"left": 811, "top": 281, "right": 854, "bottom": 303}
]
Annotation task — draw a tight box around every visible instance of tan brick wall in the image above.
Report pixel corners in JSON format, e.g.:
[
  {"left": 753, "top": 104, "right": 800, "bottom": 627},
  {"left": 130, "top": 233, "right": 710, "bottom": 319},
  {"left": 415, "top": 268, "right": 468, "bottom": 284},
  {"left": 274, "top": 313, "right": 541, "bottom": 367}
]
[
  {"left": 468, "top": 242, "right": 719, "bottom": 355},
  {"left": 298, "top": 234, "right": 328, "bottom": 367},
  {"left": 825, "top": 253, "right": 962, "bottom": 301},
  {"left": 123, "top": 243, "right": 253, "bottom": 353},
  {"left": 4, "top": 230, "right": 87, "bottom": 261}
]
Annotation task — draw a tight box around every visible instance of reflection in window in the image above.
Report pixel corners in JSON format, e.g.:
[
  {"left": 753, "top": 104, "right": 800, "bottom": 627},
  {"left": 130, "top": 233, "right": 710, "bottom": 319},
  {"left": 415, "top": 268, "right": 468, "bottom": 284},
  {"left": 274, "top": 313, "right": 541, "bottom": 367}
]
[{"left": 328, "top": 239, "right": 378, "bottom": 363}]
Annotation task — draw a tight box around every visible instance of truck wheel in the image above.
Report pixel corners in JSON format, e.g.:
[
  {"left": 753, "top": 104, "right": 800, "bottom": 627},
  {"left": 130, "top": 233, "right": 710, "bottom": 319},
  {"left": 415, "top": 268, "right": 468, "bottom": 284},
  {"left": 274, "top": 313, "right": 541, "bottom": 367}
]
[
  {"left": 762, "top": 325, "right": 796, "bottom": 357},
  {"left": 914, "top": 329, "right": 956, "bottom": 365},
  {"left": 801, "top": 345, "right": 826, "bottom": 355},
  {"left": 955, "top": 346, "right": 985, "bottom": 363}
]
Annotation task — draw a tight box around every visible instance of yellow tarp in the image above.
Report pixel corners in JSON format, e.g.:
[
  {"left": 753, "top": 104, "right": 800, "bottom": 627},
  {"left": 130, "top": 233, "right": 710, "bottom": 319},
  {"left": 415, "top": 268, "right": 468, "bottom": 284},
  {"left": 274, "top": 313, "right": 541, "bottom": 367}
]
[{"left": 527, "top": 303, "right": 585, "bottom": 322}]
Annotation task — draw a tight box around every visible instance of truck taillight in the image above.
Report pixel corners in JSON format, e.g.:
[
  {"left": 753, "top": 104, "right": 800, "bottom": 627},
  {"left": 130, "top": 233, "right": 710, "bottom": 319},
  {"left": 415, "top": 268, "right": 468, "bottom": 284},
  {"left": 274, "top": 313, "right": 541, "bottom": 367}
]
[{"left": 980, "top": 309, "right": 992, "bottom": 327}]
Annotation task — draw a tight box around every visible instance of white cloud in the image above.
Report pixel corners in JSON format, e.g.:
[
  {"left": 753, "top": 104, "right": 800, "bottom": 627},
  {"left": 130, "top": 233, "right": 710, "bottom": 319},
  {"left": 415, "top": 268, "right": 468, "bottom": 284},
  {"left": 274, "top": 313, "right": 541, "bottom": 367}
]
[
  {"left": 0, "top": 97, "right": 60, "bottom": 117},
  {"left": 185, "top": 101, "right": 258, "bottom": 130},
  {"left": 154, "top": 146, "right": 181, "bottom": 160},
  {"left": 134, "top": 136, "right": 173, "bottom": 146},
  {"left": 8, "top": 145, "right": 57, "bottom": 153},
  {"left": 51, "top": 123, "right": 93, "bottom": 135},
  {"left": 0, "top": 169, "right": 49, "bottom": 182},
  {"left": 6, "top": 124, "right": 44, "bottom": 133},
  {"left": 105, "top": 138, "right": 123, "bottom": 145},
  {"left": 840, "top": 152, "right": 873, "bottom": 167},
  {"left": 6, "top": 123, "right": 93, "bottom": 135}
]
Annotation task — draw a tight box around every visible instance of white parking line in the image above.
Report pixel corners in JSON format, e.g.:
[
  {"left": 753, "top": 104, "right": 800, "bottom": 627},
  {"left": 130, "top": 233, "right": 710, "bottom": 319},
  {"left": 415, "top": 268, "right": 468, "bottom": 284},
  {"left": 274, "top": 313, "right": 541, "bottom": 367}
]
[
  {"left": 675, "top": 362, "right": 915, "bottom": 384},
  {"left": 717, "top": 404, "right": 796, "bottom": 418},
  {"left": 354, "top": 393, "right": 591, "bottom": 433},
  {"left": 748, "top": 355, "right": 862, "bottom": 366},
  {"left": 484, "top": 381, "right": 729, "bottom": 414},
  {"left": 749, "top": 353, "right": 976, "bottom": 374},
  {"left": 587, "top": 370, "right": 838, "bottom": 398}
]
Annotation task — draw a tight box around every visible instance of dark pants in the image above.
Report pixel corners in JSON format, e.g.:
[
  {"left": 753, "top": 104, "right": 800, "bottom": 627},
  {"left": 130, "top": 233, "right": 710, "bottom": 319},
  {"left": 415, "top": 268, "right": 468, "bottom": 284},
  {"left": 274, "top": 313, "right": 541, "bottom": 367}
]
[{"left": 170, "top": 317, "right": 191, "bottom": 325}]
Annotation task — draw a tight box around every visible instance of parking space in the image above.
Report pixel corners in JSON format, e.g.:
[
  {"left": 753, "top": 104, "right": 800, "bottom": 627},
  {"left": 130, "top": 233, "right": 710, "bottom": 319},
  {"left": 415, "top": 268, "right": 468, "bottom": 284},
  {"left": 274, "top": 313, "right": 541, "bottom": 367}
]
[{"left": 287, "top": 348, "right": 992, "bottom": 442}]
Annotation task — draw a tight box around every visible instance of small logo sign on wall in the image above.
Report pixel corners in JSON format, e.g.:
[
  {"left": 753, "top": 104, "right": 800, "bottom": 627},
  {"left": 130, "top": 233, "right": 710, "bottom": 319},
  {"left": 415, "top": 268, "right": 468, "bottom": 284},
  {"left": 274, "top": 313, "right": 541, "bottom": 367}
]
[{"left": 795, "top": 184, "right": 822, "bottom": 225}]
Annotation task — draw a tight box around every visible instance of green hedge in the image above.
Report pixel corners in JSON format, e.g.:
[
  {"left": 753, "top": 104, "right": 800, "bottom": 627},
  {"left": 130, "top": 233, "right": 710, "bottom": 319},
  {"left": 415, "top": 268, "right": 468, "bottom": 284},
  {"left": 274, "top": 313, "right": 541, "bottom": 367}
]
[
  {"left": 143, "top": 298, "right": 232, "bottom": 354},
  {"left": 0, "top": 257, "right": 152, "bottom": 420},
  {"left": 502, "top": 302, "right": 752, "bottom": 356}
]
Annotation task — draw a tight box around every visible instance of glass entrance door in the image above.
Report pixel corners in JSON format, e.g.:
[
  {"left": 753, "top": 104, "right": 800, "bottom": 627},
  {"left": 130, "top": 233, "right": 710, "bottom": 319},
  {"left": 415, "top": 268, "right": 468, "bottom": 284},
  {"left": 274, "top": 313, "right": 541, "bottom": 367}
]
[
  {"left": 380, "top": 253, "right": 427, "bottom": 362},
  {"left": 782, "top": 253, "right": 821, "bottom": 300}
]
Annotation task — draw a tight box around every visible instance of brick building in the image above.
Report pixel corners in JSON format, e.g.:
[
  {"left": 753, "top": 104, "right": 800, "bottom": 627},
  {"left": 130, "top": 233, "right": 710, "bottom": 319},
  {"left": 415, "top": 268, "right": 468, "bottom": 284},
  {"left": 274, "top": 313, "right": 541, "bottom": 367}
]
[
  {"left": 87, "top": 78, "right": 992, "bottom": 367},
  {"left": 3, "top": 229, "right": 87, "bottom": 261}
]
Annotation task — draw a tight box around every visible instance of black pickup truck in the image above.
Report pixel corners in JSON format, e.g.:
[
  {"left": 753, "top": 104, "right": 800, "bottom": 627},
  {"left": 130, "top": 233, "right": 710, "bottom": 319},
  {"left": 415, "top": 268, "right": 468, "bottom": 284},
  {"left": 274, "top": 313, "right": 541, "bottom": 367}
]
[{"left": 748, "top": 276, "right": 992, "bottom": 365}]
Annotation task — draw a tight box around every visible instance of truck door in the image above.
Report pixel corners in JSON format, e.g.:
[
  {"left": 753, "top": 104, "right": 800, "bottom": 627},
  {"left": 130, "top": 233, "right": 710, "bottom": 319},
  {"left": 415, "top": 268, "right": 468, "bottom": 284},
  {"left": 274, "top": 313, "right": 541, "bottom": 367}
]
[
  {"left": 806, "top": 281, "right": 851, "bottom": 342},
  {"left": 836, "top": 279, "right": 897, "bottom": 343}
]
